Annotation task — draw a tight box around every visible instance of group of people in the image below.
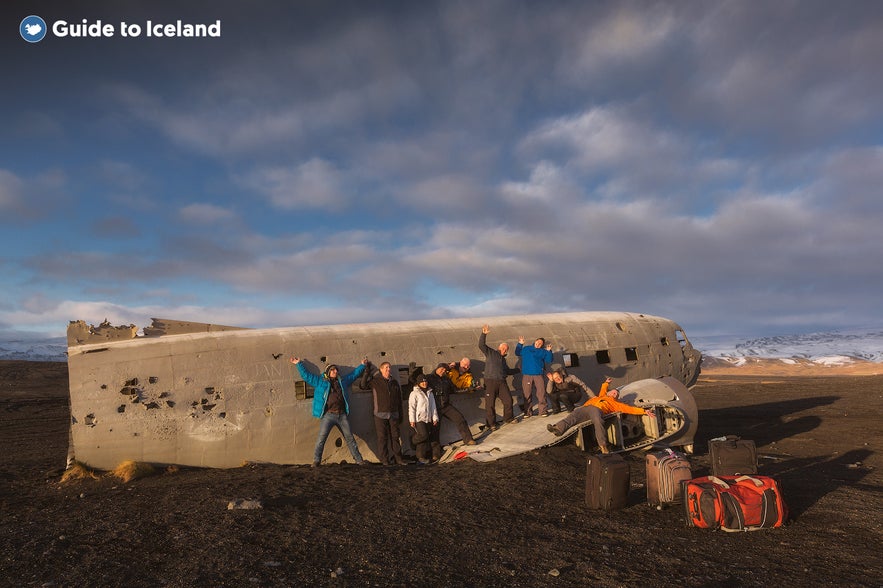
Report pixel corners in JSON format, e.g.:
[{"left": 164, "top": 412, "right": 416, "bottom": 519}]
[
  {"left": 477, "top": 324, "right": 593, "bottom": 426},
  {"left": 290, "top": 355, "right": 479, "bottom": 466},
  {"left": 292, "top": 324, "right": 653, "bottom": 465}
]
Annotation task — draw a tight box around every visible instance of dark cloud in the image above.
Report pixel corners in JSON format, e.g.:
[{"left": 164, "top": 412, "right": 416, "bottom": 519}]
[{"left": 2, "top": 1, "right": 881, "bottom": 338}]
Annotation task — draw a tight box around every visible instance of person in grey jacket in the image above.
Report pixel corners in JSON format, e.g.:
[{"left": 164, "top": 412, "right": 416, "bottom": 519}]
[
  {"left": 478, "top": 324, "right": 519, "bottom": 430},
  {"left": 545, "top": 366, "right": 593, "bottom": 413}
]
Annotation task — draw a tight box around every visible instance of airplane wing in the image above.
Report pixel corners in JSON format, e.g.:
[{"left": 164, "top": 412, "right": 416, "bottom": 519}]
[{"left": 439, "top": 416, "right": 579, "bottom": 463}]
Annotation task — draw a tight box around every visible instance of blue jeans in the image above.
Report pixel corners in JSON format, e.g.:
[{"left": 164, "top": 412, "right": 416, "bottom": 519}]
[{"left": 314, "top": 411, "right": 364, "bottom": 464}]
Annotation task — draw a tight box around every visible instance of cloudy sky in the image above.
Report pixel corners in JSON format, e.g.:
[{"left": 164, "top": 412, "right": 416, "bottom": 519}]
[{"left": 2, "top": 1, "right": 882, "bottom": 342}]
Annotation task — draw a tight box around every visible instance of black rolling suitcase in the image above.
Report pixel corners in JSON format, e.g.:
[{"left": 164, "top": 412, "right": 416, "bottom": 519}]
[
  {"left": 586, "top": 454, "right": 630, "bottom": 510},
  {"left": 709, "top": 435, "right": 757, "bottom": 476}
]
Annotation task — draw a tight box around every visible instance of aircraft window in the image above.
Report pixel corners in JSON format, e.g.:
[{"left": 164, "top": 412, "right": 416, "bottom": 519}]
[
  {"left": 563, "top": 353, "right": 580, "bottom": 368},
  {"left": 676, "top": 330, "right": 687, "bottom": 349},
  {"left": 660, "top": 337, "right": 669, "bottom": 346},
  {"left": 397, "top": 367, "right": 410, "bottom": 385},
  {"left": 625, "top": 347, "right": 638, "bottom": 361},
  {"left": 615, "top": 322, "right": 625, "bottom": 331},
  {"left": 294, "top": 380, "right": 313, "bottom": 400},
  {"left": 596, "top": 350, "right": 610, "bottom": 364}
]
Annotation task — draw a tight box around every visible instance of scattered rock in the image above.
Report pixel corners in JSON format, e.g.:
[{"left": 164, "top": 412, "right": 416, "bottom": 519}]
[{"left": 227, "top": 499, "right": 262, "bottom": 510}]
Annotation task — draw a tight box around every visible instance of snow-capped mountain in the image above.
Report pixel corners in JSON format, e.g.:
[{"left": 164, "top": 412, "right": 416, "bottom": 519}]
[
  {"left": 0, "top": 336, "right": 67, "bottom": 362},
  {"left": 691, "top": 328, "right": 883, "bottom": 366},
  {"left": 2, "top": 328, "right": 882, "bottom": 365}
]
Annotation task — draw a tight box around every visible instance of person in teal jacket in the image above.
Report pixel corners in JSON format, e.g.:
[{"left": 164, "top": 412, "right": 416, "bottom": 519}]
[{"left": 290, "top": 356, "right": 367, "bottom": 466}]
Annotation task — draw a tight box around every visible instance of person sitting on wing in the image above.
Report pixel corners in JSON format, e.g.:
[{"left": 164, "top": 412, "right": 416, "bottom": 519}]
[
  {"left": 546, "top": 377, "right": 654, "bottom": 453},
  {"left": 545, "top": 366, "right": 593, "bottom": 413}
]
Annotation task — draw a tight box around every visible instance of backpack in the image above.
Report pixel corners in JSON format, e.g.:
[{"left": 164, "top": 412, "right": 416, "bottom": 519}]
[{"left": 682, "top": 475, "right": 788, "bottom": 531}]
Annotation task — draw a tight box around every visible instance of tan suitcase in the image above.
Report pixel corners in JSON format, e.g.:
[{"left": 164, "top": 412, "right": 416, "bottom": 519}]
[{"left": 646, "top": 448, "right": 692, "bottom": 507}]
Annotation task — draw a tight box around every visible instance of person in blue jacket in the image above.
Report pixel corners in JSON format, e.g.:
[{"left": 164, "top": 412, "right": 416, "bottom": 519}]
[
  {"left": 515, "top": 335, "right": 553, "bottom": 418},
  {"left": 290, "top": 356, "right": 367, "bottom": 466}
]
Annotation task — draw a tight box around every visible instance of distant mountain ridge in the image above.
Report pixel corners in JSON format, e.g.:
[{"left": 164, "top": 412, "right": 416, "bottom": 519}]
[
  {"left": 0, "top": 337, "right": 67, "bottom": 362},
  {"left": 693, "top": 328, "right": 883, "bottom": 363},
  {"left": 2, "top": 328, "right": 882, "bottom": 366}
]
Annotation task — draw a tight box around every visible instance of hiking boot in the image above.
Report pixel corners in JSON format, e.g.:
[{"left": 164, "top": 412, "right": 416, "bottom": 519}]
[
  {"left": 599, "top": 445, "right": 610, "bottom": 454},
  {"left": 547, "top": 424, "right": 563, "bottom": 437},
  {"left": 311, "top": 461, "right": 320, "bottom": 468}
]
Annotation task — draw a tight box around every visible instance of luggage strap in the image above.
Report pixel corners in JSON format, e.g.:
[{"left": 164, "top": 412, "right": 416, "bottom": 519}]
[
  {"left": 720, "top": 525, "right": 766, "bottom": 533},
  {"left": 708, "top": 475, "right": 763, "bottom": 489}
]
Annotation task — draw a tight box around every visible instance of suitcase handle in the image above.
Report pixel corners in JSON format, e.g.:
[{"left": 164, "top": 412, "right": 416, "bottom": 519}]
[
  {"left": 689, "top": 494, "right": 700, "bottom": 520},
  {"left": 734, "top": 475, "right": 763, "bottom": 486},
  {"left": 708, "top": 476, "right": 730, "bottom": 488}
]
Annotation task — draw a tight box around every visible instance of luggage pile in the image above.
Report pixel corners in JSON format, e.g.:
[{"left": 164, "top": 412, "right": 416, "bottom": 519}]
[{"left": 584, "top": 434, "right": 789, "bottom": 531}]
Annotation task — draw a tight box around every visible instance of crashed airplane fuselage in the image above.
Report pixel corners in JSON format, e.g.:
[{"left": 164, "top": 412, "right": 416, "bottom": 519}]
[{"left": 66, "top": 311, "right": 702, "bottom": 469}]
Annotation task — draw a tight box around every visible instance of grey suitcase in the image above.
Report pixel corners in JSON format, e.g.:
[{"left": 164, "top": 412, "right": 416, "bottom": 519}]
[{"left": 586, "top": 453, "right": 630, "bottom": 510}]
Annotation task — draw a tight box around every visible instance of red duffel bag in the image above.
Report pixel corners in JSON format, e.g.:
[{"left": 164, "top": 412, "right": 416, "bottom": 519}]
[{"left": 682, "top": 475, "right": 789, "bottom": 531}]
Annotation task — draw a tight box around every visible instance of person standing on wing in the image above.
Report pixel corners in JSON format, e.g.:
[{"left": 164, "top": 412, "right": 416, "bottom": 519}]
[
  {"left": 290, "top": 357, "right": 367, "bottom": 466},
  {"left": 478, "top": 324, "right": 519, "bottom": 430},
  {"left": 515, "top": 335, "right": 553, "bottom": 418}
]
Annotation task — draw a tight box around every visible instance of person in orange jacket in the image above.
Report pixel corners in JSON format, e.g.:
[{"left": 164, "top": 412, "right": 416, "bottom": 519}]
[{"left": 546, "top": 377, "right": 654, "bottom": 453}]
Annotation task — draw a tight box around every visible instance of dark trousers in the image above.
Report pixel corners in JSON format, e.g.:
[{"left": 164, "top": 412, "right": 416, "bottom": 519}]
[
  {"left": 554, "top": 405, "right": 607, "bottom": 449},
  {"left": 411, "top": 421, "right": 436, "bottom": 461},
  {"left": 374, "top": 415, "right": 403, "bottom": 465},
  {"left": 484, "top": 378, "right": 513, "bottom": 428},
  {"left": 548, "top": 389, "right": 582, "bottom": 412},
  {"left": 439, "top": 404, "right": 474, "bottom": 443}
]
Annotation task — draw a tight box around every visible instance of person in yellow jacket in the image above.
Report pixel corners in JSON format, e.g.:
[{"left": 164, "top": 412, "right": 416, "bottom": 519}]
[
  {"left": 447, "top": 357, "right": 477, "bottom": 390},
  {"left": 546, "top": 377, "right": 654, "bottom": 453}
]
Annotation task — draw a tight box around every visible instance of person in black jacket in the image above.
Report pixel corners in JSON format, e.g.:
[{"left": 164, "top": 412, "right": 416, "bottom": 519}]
[
  {"left": 427, "top": 363, "right": 477, "bottom": 449},
  {"left": 368, "top": 361, "right": 406, "bottom": 466},
  {"left": 478, "top": 324, "right": 519, "bottom": 430}
]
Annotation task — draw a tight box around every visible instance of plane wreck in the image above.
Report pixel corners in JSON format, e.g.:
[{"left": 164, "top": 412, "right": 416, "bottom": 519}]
[{"left": 65, "top": 311, "right": 702, "bottom": 469}]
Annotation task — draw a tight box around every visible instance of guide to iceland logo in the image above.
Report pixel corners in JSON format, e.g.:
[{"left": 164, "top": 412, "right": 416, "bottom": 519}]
[{"left": 20, "top": 15, "right": 47, "bottom": 43}]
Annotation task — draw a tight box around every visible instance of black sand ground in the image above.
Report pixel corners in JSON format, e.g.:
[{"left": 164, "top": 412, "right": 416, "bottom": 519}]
[{"left": 1, "top": 361, "right": 881, "bottom": 587}]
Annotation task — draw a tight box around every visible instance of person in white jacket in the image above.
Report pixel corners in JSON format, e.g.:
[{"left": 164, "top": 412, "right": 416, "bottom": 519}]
[{"left": 409, "top": 374, "right": 439, "bottom": 464}]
